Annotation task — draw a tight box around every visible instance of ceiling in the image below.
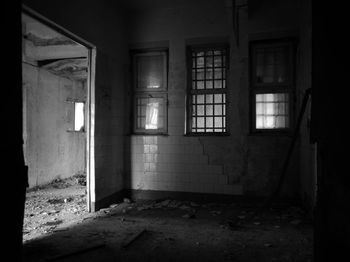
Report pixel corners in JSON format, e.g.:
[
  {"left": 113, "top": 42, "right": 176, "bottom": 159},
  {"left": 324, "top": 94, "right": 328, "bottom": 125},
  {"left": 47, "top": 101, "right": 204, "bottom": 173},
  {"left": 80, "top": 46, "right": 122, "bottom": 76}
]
[{"left": 22, "top": 13, "right": 88, "bottom": 81}]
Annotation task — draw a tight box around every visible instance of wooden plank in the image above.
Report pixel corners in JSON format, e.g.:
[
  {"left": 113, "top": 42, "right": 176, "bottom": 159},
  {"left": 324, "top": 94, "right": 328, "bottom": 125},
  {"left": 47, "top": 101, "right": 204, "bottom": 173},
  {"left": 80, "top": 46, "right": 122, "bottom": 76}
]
[
  {"left": 122, "top": 229, "right": 147, "bottom": 249},
  {"left": 46, "top": 243, "right": 105, "bottom": 261}
]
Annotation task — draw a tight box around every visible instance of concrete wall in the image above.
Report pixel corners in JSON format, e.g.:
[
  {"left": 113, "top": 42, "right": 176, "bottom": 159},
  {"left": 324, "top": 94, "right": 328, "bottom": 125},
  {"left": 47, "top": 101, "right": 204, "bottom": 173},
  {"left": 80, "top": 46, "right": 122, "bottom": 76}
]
[
  {"left": 23, "top": 63, "right": 86, "bottom": 187},
  {"left": 124, "top": 0, "right": 311, "bottom": 199},
  {"left": 23, "top": 0, "right": 128, "bottom": 210}
]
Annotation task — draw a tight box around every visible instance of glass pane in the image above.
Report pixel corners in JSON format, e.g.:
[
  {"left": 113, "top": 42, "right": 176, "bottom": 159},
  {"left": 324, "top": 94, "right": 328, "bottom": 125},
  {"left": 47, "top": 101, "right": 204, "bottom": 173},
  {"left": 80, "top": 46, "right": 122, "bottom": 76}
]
[
  {"left": 206, "top": 105, "right": 213, "bottom": 115},
  {"left": 214, "top": 94, "right": 222, "bottom": 103},
  {"left": 214, "top": 105, "right": 222, "bottom": 115},
  {"left": 206, "top": 69, "right": 213, "bottom": 79},
  {"left": 206, "top": 118, "right": 213, "bottom": 128},
  {"left": 206, "top": 94, "right": 213, "bottom": 103},
  {"left": 197, "top": 57, "right": 204, "bottom": 68},
  {"left": 74, "top": 102, "right": 84, "bottom": 131},
  {"left": 197, "top": 117, "right": 204, "bottom": 128},
  {"left": 137, "top": 54, "right": 164, "bottom": 89},
  {"left": 192, "top": 118, "right": 196, "bottom": 128},
  {"left": 255, "top": 93, "right": 289, "bottom": 129},
  {"left": 214, "top": 69, "right": 222, "bottom": 79},
  {"left": 255, "top": 46, "right": 288, "bottom": 84},
  {"left": 136, "top": 97, "right": 164, "bottom": 130},
  {"left": 197, "top": 69, "right": 204, "bottom": 80},
  {"left": 197, "top": 81, "right": 204, "bottom": 89},
  {"left": 145, "top": 102, "right": 159, "bottom": 129},
  {"left": 197, "top": 94, "right": 205, "bottom": 104},
  {"left": 214, "top": 56, "right": 222, "bottom": 67},
  {"left": 214, "top": 117, "right": 222, "bottom": 127},
  {"left": 206, "top": 56, "right": 213, "bottom": 67},
  {"left": 256, "top": 103, "right": 263, "bottom": 115},
  {"left": 197, "top": 105, "right": 205, "bottom": 116},
  {"left": 214, "top": 80, "right": 222, "bottom": 89},
  {"left": 206, "top": 81, "right": 213, "bottom": 89}
]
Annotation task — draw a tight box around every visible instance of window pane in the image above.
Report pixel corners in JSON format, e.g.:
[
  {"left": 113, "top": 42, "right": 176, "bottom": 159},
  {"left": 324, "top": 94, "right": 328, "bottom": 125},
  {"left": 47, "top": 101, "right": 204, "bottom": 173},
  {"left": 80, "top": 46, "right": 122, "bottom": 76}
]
[
  {"left": 206, "top": 118, "right": 213, "bottom": 128},
  {"left": 136, "top": 97, "right": 165, "bottom": 130},
  {"left": 74, "top": 102, "right": 84, "bottom": 131},
  {"left": 214, "top": 105, "right": 222, "bottom": 115},
  {"left": 214, "top": 69, "right": 222, "bottom": 79},
  {"left": 214, "top": 117, "right": 222, "bottom": 127},
  {"left": 197, "top": 105, "right": 205, "bottom": 115},
  {"left": 197, "top": 94, "right": 205, "bottom": 104},
  {"left": 206, "top": 105, "right": 213, "bottom": 115},
  {"left": 255, "top": 46, "right": 289, "bottom": 84},
  {"left": 214, "top": 80, "right": 222, "bottom": 89},
  {"left": 197, "top": 57, "right": 204, "bottom": 68},
  {"left": 197, "top": 69, "right": 204, "bottom": 80},
  {"left": 214, "top": 56, "right": 222, "bottom": 67},
  {"left": 206, "top": 94, "right": 213, "bottom": 103},
  {"left": 197, "top": 117, "right": 205, "bottom": 128},
  {"left": 206, "top": 69, "right": 213, "bottom": 80},
  {"left": 255, "top": 93, "right": 289, "bottom": 129},
  {"left": 137, "top": 54, "right": 165, "bottom": 89},
  {"left": 214, "top": 94, "right": 222, "bottom": 103},
  {"left": 206, "top": 56, "right": 213, "bottom": 67},
  {"left": 206, "top": 81, "right": 213, "bottom": 89},
  {"left": 197, "top": 81, "right": 204, "bottom": 89}
]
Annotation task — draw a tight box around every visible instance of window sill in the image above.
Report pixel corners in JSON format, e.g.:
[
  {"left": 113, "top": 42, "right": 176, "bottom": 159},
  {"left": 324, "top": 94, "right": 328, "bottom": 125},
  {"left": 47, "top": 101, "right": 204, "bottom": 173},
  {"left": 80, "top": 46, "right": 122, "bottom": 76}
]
[
  {"left": 128, "top": 133, "right": 169, "bottom": 136},
  {"left": 184, "top": 132, "right": 230, "bottom": 137},
  {"left": 67, "top": 130, "right": 85, "bottom": 133},
  {"left": 248, "top": 130, "right": 293, "bottom": 137}
]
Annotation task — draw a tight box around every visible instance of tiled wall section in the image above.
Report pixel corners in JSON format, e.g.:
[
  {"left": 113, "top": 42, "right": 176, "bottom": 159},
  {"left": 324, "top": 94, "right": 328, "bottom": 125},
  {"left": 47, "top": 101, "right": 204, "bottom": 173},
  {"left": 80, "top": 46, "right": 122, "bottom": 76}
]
[{"left": 128, "top": 136, "right": 243, "bottom": 195}]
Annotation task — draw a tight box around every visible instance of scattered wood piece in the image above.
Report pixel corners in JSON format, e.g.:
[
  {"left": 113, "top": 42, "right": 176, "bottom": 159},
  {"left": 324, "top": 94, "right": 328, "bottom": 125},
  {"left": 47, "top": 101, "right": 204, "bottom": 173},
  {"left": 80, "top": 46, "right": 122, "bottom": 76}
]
[
  {"left": 122, "top": 229, "right": 147, "bottom": 249},
  {"left": 46, "top": 243, "right": 105, "bottom": 261}
]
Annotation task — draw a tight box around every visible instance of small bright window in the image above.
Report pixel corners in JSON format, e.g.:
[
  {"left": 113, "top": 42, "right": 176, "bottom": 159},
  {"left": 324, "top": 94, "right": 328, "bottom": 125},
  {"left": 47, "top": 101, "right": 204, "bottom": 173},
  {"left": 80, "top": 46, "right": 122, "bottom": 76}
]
[
  {"left": 135, "top": 95, "right": 166, "bottom": 131},
  {"left": 250, "top": 39, "right": 295, "bottom": 133},
  {"left": 132, "top": 49, "right": 168, "bottom": 134},
  {"left": 255, "top": 93, "right": 289, "bottom": 129},
  {"left": 74, "top": 102, "right": 85, "bottom": 131}
]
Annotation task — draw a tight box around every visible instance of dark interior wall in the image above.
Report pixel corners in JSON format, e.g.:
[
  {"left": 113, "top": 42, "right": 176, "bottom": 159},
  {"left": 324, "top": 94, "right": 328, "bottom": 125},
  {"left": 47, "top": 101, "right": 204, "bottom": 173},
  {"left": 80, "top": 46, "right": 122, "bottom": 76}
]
[
  {"left": 312, "top": 1, "right": 349, "bottom": 260},
  {"left": 123, "top": 0, "right": 308, "bottom": 199},
  {"left": 23, "top": 64, "right": 86, "bottom": 187},
  {"left": 22, "top": 0, "right": 129, "bottom": 210}
]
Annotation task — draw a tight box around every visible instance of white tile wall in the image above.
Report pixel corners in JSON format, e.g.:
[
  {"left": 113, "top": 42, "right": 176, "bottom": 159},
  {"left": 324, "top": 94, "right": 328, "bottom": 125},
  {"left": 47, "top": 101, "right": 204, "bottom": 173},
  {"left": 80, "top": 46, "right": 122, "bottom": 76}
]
[{"left": 129, "top": 135, "right": 243, "bottom": 195}]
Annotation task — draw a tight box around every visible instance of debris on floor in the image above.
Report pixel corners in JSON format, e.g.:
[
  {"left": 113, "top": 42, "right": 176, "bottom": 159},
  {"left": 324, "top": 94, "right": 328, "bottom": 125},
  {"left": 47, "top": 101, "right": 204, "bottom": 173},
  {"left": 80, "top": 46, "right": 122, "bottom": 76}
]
[{"left": 23, "top": 175, "right": 87, "bottom": 241}]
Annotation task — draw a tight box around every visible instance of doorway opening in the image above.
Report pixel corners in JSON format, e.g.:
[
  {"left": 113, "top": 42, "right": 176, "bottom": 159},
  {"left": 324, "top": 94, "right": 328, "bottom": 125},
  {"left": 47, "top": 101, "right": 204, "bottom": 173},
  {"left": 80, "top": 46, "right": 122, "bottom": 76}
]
[{"left": 21, "top": 6, "right": 96, "bottom": 241}]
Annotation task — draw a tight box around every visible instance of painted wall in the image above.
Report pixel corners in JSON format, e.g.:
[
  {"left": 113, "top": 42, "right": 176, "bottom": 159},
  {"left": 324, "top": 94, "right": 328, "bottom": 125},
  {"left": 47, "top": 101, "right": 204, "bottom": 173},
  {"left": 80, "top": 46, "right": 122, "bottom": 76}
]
[
  {"left": 124, "top": 0, "right": 312, "bottom": 199},
  {"left": 23, "top": 63, "right": 86, "bottom": 187},
  {"left": 23, "top": 0, "right": 128, "bottom": 210}
]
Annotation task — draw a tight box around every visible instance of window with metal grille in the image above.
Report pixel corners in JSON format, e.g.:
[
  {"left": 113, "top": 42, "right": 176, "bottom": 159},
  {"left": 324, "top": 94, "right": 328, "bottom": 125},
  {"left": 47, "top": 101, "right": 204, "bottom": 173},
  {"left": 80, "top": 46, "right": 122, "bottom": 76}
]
[
  {"left": 250, "top": 39, "right": 295, "bottom": 132},
  {"left": 132, "top": 49, "right": 168, "bottom": 134},
  {"left": 187, "top": 45, "right": 228, "bottom": 134}
]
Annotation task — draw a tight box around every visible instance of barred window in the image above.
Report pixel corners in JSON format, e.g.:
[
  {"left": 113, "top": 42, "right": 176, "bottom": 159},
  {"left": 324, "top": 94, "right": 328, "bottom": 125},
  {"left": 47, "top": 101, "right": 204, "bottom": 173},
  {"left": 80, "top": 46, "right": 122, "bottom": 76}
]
[
  {"left": 187, "top": 46, "right": 228, "bottom": 134},
  {"left": 250, "top": 40, "right": 295, "bottom": 132}
]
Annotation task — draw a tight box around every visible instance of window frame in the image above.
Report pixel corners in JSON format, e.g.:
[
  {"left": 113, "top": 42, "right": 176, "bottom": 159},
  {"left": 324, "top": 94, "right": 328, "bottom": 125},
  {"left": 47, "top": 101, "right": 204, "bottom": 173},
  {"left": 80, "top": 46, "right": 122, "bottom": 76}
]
[
  {"left": 131, "top": 48, "right": 169, "bottom": 135},
  {"left": 249, "top": 38, "right": 296, "bottom": 134},
  {"left": 186, "top": 43, "right": 230, "bottom": 136}
]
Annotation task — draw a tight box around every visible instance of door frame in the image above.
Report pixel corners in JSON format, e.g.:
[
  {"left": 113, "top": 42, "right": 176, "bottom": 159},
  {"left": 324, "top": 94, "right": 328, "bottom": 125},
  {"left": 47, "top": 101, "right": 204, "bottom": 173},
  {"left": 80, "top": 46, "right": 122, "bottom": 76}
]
[{"left": 22, "top": 5, "right": 96, "bottom": 212}]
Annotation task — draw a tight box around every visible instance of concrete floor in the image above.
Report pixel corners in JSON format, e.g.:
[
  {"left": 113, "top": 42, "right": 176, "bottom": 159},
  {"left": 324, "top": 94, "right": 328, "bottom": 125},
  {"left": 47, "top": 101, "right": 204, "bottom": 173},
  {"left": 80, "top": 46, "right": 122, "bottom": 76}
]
[{"left": 23, "top": 191, "right": 313, "bottom": 262}]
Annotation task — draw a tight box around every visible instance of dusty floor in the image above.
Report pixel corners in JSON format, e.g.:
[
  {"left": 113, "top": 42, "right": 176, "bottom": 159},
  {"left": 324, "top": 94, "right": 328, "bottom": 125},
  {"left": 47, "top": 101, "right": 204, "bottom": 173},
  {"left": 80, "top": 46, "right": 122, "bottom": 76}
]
[{"left": 23, "top": 180, "right": 313, "bottom": 262}]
